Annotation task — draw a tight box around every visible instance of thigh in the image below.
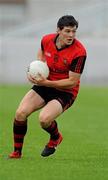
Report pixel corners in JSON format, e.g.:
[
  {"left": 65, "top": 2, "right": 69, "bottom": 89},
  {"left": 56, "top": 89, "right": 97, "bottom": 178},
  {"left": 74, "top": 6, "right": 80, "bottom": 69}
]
[
  {"left": 40, "top": 99, "right": 63, "bottom": 122},
  {"left": 17, "top": 89, "right": 45, "bottom": 116}
]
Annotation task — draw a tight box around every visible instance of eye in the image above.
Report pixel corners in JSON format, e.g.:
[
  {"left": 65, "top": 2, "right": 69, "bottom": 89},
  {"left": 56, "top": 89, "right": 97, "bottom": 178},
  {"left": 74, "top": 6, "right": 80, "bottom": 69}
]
[{"left": 65, "top": 30, "right": 71, "bottom": 33}]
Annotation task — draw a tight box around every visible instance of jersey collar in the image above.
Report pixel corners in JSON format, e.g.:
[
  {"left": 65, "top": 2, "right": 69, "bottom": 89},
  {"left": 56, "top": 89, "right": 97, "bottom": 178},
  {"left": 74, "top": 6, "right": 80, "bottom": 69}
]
[{"left": 54, "top": 34, "right": 75, "bottom": 51}]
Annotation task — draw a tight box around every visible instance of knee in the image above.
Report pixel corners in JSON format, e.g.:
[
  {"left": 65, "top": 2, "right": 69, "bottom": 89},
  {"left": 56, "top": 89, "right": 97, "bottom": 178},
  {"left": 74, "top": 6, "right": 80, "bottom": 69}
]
[
  {"left": 15, "top": 108, "right": 27, "bottom": 120},
  {"left": 39, "top": 112, "right": 51, "bottom": 128}
]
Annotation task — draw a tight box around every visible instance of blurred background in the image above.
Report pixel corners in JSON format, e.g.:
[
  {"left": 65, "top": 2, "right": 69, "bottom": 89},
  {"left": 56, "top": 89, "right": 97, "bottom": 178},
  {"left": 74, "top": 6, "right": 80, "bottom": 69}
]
[
  {"left": 0, "top": 2, "right": 108, "bottom": 179},
  {"left": 0, "top": 0, "right": 108, "bottom": 85}
]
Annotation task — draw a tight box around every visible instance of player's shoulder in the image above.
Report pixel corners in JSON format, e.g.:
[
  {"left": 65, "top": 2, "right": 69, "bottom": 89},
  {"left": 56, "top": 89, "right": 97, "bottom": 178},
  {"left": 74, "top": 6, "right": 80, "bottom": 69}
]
[
  {"left": 41, "top": 33, "right": 57, "bottom": 42},
  {"left": 74, "top": 38, "right": 87, "bottom": 55}
]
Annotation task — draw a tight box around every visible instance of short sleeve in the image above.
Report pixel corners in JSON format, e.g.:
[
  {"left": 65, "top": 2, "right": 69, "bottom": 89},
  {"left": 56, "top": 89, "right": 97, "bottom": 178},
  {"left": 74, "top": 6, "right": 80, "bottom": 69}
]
[{"left": 69, "top": 56, "right": 86, "bottom": 74}]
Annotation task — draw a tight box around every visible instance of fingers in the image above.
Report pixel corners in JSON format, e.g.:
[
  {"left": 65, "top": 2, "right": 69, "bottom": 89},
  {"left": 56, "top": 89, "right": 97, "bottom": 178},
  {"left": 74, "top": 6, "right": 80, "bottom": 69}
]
[
  {"left": 27, "top": 73, "right": 46, "bottom": 85},
  {"left": 27, "top": 73, "right": 38, "bottom": 84},
  {"left": 37, "top": 73, "right": 45, "bottom": 81}
]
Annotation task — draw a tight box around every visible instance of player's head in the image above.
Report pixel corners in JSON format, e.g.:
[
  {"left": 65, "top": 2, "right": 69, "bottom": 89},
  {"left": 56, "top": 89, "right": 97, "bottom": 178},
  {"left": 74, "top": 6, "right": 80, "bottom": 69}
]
[
  {"left": 57, "top": 15, "right": 78, "bottom": 45},
  {"left": 57, "top": 15, "right": 78, "bottom": 30}
]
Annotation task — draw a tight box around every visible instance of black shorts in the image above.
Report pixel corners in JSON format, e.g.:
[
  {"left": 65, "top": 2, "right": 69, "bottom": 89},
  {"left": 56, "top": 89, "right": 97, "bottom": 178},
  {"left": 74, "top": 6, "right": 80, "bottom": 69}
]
[{"left": 32, "top": 85, "right": 76, "bottom": 111}]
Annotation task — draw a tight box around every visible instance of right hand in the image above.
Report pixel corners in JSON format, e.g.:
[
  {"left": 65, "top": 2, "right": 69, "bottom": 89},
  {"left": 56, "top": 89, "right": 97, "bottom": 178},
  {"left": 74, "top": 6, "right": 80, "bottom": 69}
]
[{"left": 27, "top": 73, "right": 38, "bottom": 85}]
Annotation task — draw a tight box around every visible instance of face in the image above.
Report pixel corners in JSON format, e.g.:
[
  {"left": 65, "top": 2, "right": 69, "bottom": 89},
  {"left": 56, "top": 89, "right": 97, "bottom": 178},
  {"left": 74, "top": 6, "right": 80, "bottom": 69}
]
[{"left": 57, "top": 26, "right": 77, "bottom": 46}]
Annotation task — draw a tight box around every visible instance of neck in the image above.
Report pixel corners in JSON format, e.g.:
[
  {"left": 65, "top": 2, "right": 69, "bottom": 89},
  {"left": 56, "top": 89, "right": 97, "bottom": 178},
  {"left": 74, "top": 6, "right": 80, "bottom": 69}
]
[
  {"left": 56, "top": 36, "right": 65, "bottom": 49},
  {"left": 56, "top": 35, "right": 73, "bottom": 49}
]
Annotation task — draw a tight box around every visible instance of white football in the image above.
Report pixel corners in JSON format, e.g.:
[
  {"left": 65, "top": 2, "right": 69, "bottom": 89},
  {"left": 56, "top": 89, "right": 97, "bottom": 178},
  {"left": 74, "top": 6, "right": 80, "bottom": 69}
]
[{"left": 27, "top": 60, "right": 49, "bottom": 80}]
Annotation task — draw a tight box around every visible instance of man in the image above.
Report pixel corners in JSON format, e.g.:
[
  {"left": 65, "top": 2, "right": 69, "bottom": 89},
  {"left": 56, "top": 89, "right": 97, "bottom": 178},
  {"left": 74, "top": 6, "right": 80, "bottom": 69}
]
[{"left": 9, "top": 15, "right": 87, "bottom": 158}]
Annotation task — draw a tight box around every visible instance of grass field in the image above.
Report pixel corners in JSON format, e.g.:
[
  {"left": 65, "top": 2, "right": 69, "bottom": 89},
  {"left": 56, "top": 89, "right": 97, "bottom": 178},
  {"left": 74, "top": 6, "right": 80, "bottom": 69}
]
[{"left": 0, "top": 85, "right": 108, "bottom": 180}]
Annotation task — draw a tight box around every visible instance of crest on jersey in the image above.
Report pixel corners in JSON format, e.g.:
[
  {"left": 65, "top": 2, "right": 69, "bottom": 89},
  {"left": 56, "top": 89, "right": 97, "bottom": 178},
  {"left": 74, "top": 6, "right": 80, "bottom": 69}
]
[{"left": 54, "top": 54, "right": 59, "bottom": 62}]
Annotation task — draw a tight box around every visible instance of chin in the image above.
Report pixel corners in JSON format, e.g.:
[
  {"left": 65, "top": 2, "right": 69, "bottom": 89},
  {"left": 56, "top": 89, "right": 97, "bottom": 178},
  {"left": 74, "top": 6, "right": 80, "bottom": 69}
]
[{"left": 66, "top": 42, "right": 72, "bottom": 45}]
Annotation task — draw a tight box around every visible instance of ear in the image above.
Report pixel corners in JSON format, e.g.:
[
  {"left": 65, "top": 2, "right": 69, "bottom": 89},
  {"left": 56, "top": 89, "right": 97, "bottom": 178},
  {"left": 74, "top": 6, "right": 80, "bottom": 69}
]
[{"left": 56, "top": 27, "right": 60, "bottom": 34}]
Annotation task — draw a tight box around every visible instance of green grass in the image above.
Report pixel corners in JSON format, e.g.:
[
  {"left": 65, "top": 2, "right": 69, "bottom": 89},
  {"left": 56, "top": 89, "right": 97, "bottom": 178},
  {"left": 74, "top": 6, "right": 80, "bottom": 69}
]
[{"left": 0, "top": 85, "right": 108, "bottom": 180}]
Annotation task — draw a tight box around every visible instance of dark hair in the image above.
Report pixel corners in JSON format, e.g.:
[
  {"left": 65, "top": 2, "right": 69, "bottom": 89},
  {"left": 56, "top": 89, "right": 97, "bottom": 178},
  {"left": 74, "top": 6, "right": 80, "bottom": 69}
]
[{"left": 57, "top": 15, "right": 78, "bottom": 30}]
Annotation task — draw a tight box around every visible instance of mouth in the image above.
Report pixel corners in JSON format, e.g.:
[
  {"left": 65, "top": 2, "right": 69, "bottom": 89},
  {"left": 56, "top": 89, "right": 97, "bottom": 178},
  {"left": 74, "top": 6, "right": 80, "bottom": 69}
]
[
  {"left": 67, "top": 38, "right": 72, "bottom": 41},
  {"left": 67, "top": 39, "right": 73, "bottom": 43}
]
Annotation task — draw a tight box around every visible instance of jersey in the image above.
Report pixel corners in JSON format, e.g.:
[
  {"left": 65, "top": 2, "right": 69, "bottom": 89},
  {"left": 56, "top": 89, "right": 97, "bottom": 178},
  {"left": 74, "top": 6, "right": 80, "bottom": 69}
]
[{"left": 41, "top": 33, "right": 87, "bottom": 97}]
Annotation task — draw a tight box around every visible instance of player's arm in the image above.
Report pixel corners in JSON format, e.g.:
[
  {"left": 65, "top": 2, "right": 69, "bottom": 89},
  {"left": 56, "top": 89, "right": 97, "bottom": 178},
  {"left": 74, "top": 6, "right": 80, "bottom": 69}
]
[
  {"left": 28, "top": 70, "right": 80, "bottom": 88},
  {"left": 27, "top": 39, "right": 46, "bottom": 83},
  {"left": 37, "top": 38, "right": 46, "bottom": 61},
  {"left": 46, "top": 55, "right": 86, "bottom": 89},
  {"left": 34, "top": 55, "right": 86, "bottom": 89},
  {"left": 45, "top": 71, "right": 80, "bottom": 89},
  {"left": 37, "top": 49, "right": 45, "bottom": 62}
]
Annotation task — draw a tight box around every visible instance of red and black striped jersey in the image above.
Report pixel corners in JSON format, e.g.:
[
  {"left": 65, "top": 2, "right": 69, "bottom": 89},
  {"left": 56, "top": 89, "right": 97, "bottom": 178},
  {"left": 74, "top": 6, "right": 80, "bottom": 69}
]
[{"left": 41, "top": 33, "right": 87, "bottom": 96}]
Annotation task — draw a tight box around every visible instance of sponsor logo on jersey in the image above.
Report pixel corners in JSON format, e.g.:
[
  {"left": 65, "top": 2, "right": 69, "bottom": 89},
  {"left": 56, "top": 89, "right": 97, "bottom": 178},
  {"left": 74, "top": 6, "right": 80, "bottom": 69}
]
[
  {"left": 45, "top": 52, "right": 51, "bottom": 57},
  {"left": 63, "top": 59, "right": 68, "bottom": 65}
]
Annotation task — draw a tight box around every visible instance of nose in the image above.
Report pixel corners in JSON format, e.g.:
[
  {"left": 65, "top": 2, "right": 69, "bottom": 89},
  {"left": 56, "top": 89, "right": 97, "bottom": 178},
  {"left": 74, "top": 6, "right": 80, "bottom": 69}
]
[{"left": 69, "top": 31, "right": 73, "bottom": 37}]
